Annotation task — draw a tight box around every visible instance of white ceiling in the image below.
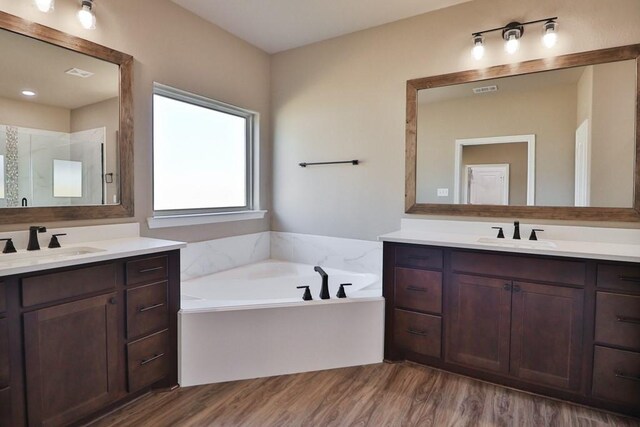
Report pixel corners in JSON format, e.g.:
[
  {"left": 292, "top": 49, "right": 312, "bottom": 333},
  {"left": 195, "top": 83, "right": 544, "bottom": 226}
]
[
  {"left": 419, "top": 66, "right": 588, "bottom": 105},
  {"left": 0, "top": 29, "right": 119, "bottom": 110},
  {"left": 171, "top": 0, "right": 472, "bottom": 53}
]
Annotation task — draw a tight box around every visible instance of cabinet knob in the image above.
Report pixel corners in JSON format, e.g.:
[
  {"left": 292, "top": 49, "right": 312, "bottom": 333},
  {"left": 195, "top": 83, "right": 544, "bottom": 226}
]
[
  {"left": 503, "top": 283, "right": 512, "bottom": 291},
  {"left": 109, "top": 297, "right": 117, "bottom": 305},
  {"left": 513, "top": 285, "right": 521, "bottom": 293}
]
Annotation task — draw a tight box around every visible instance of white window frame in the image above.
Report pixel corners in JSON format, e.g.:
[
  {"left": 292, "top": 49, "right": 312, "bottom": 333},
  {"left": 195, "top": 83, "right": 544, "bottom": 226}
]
[{"left": 149, "top": 83, "right": 264, "bottom": 228}]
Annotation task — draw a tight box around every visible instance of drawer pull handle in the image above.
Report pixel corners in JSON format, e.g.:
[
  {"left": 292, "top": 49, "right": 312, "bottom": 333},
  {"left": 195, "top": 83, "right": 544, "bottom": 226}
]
[
  {"left": 407, "top": 329, "right": 428, "bottom": 336},
  {"left": 614, "top": 371, "right": 640, "bottom": 382},
  {"left": 616, "top": 315, "right": 640, "bottom": 325},
  {"left": 139, "top": 266, "right": 164, "bottom": 274},
  {"left": 408, "top": 256, "right": 429, "bottom": 261},
  {"left": 139, "top": 302, "right": 165, "bottom": 313},
  {"left": 406, "top": 286, "right": 428, "bottom": 292},
  {"left": 618, "top": 275, "right": 640, "bottom": 283},
  {"left": 140, "top": 352, "right": 165, "bottom": 366}
]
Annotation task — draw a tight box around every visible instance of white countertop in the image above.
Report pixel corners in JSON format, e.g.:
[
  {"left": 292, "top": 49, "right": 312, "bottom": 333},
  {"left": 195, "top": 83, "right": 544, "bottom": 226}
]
[
  {"left": 0, "top": 237, "right": 186, "bottom": 277},
  {"left": 379, "top": 229, "right": 640, "bottom": 263}
]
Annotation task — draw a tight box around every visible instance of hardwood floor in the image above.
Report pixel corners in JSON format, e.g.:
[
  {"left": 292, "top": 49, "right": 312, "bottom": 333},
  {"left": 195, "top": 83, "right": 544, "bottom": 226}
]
[{"left": 90, "top": 362, "right": 639, "bottom": 427}]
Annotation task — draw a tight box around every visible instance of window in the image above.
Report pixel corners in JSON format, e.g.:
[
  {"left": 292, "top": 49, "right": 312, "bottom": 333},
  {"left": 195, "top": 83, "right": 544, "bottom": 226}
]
[
  {"left": 152, "top": 84, "right": 256, "bottom": 218},
  {"left": 53, "top": 159, "right": 83, "bottom": 197}
]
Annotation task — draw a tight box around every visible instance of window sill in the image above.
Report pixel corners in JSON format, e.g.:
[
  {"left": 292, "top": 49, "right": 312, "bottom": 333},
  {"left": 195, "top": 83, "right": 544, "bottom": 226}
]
[{"left": 147, "top": 210, "right": 267, "bottom": 229}]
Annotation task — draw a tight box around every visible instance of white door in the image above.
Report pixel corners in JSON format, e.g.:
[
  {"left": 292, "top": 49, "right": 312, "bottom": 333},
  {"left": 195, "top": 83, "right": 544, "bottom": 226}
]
[
  {"left": 465, "top": 164, "right": 509, "bottom": 205},
  {"left": 575, "top": 119, "right": 591, "bottom": 207}
]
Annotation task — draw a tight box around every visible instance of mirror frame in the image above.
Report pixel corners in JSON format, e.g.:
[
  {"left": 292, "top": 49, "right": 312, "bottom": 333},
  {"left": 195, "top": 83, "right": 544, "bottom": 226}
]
[
  {"left": 406, "top": 44, "right": 640, "bottom": 221},
  {"left": 0, "top": 11, "right": 133, "bottom": 224}
]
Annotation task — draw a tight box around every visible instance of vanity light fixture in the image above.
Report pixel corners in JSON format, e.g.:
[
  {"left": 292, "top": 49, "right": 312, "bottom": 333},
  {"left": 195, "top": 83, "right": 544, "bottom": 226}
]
[
  {"left": 34, "top": 0, "right": 54, "bottom": 13},
  {"left": 471, "top": 17, "right": 558, "bottom": 59},
  {"left": 471, "top": 34, "right": 485, "bottom": 60},
  {"left": 542, "top": 20, "right": 558, "bottom": 48},
  {"left": 77, "top": 0, "right": 96, "bottom": 30},
  {"left": 502, "top": 22, "right": 523, "bottom": 55}
]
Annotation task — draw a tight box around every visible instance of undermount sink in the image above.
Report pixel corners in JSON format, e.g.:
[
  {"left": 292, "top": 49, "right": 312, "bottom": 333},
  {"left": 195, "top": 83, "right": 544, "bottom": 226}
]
[
  {"left": 476, "top": 237, "right": 557, "bottom": 249},
  {"left": 0, "top": 246, "right": 106, "bottom": 267}
]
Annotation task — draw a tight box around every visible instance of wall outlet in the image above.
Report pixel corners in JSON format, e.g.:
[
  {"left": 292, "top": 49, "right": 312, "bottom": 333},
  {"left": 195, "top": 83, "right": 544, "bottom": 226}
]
[{"left": 437, "top": 188, "right": 449, "bottom": 197}]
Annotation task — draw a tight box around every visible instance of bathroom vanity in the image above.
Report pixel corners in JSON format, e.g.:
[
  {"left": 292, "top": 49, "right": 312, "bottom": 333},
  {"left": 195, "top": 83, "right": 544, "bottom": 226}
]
[
  {"left": 0, "top": 232, "right": 183, "bottom": 427},
  {"left": 381, "top": 224, "right": 640, "bottom": 417}
]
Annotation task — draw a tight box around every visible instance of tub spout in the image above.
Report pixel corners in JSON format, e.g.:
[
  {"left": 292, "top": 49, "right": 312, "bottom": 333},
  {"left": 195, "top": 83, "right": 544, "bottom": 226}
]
[{"left": 314, "top": 266, "right": 330, "bottom": 299}]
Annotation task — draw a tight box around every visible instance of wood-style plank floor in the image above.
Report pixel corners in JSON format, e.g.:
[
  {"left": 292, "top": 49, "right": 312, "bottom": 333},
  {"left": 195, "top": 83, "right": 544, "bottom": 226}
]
[{"left": 90, "top": 362, "right": 639, "bottom": 427}]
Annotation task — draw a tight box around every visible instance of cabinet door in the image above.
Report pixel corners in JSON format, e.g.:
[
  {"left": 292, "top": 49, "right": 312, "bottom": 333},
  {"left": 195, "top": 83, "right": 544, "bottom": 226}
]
[
  {"left": 24, "top": 293, "right": 119, "bottom": 427},
  {"left": 0, "top": 317, "right": 10, "bottom": 427},
  {"left": 510, "top": 281, "right": 584, "bottom": 390},
  {"left": 447, "top": 274, "right": 512, "bottom": 373}
]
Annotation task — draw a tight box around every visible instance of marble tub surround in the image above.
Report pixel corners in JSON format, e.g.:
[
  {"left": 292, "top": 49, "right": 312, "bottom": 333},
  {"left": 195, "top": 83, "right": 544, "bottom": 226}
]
[
  {"left": 0, "top": 222, "right": 185, "bottom": 276},
  {"left": 179, "top": 231, "right": 382, "bottom": 281},
  {"left": 180, "top": 231, "right": 270, "bottom": 281},
  {"left": 380, "top": 219, "right": 640, "bottom": 263},
  {"left": 271, "top": 232, "right": 382, "bottom": 278}
]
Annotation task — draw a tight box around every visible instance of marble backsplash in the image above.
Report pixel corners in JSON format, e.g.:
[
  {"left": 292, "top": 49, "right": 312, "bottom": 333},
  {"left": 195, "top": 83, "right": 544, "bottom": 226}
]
[{"left": 179, "top": 231, "right": 382, "bottom": 281}]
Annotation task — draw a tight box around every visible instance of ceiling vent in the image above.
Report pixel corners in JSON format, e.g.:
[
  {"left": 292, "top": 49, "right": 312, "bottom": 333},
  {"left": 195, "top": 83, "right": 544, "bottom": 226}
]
[
  {"left": 65, "top": 68, "right": 94, "bottom": 78},
  {"left": 472, "top": 85, "right": 498, "bottom": 94}
]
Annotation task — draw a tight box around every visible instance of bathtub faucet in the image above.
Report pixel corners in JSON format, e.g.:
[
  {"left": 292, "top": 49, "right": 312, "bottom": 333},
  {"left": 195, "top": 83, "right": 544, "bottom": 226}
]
[{"left": 314, "top": 266, "right": 330, "bottom": 299}]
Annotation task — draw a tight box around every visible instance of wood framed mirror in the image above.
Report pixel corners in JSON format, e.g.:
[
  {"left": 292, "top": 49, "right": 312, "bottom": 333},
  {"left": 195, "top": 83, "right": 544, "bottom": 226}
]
[
  {"left": 406, "top": 44, "right": 640, "bottom": 221},
  {"left": 0, "top": 11, "right": 133, "bottom": 224}
]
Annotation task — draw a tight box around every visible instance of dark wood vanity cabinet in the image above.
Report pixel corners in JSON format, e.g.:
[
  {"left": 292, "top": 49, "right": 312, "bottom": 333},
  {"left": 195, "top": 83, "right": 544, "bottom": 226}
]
[
  {"left": 24, "top": 293, "right": 120, "bottom": 426},
  {"left": 0, "top": 281, "right": 12, "bottom": 426},
  {"left": 0, "top": 250, "right": 180, "bottom": 427},
  {"left": 384, "top": 242, "right": 640, "bottom": 417}
]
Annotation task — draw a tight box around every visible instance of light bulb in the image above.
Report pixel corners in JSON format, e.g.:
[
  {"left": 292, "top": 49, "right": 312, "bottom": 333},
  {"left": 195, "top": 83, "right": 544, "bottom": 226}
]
[
  {"left": 505, "top": 35, "right": 519, "bottom": 54},
  {"left": 472, "top": 44, "right": 485, "bottom": 60},
  {"left": 542, "top": 21, "right": 558, "bottom": 48},
  {"left": 21, "top": 90, "right": 36, "bottom": 97},
  {"left": 471, "top": 34, "right": 484, "bottom": 60},
  {"left": 77, "top": 2, "right": 96, "bottom": 30},
  {"left": 34, "top": 0, "right": 54, "bottom": 12}
]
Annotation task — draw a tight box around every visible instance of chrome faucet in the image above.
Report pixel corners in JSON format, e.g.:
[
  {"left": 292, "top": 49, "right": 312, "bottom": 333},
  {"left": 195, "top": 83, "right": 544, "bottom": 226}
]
[
  {"left": 314, "top": 266, "right": 330, "bottom": 300},
  {"left": 27, "top": 226, "right": 47, "bottom": 251},
  {"left": 513, "top": 221, "right": 520, "bottom": 240}
]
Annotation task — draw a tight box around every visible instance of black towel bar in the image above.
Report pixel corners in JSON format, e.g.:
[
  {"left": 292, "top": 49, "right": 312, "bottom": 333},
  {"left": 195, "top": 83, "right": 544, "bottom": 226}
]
[{"left": 299, "top": 160, "right": 359, "bottom": 167}]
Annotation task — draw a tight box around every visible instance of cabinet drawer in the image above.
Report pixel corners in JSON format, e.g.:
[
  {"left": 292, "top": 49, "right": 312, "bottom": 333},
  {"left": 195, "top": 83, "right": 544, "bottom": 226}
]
[
  {"left": 0, "top": 282, "right": 5, "bottom": 314},
  {"left": 394, "top": 309, "right": 441, "bottom": 358},
  {"left": 127, "top": 329, "right": 169, "bottom": 392},
  {"left": 0, "top": 318, "right": 8, "bottom": 388},
  {"left": 595, "top": 292, "right": 640, "bottom": 351},
  {"left": 395, "top": 246, "right": 443, "bottom": 270},
  {"left": 451, "top": 251, "right": 585, "bottom": 286},
  {"left": 127, "top": 281, "right": 169, "bottom": 339},
  {"left": 597, "top": 264, "right": 640, "bottom": 293},
  {"left": 126, "top": 256, "right": 168, "bottom": 286},
  {"left": 592, "top": 346, "right": 640, "bottom": 406},
  {"left": 395, "top": 268, "right": 442, "bottom": 314},
  {"left": 0, "top": 386, "right": 11, "bottom": 426},
  {"left": 22, "top": 263, "right": 116, "bottom": 307}
]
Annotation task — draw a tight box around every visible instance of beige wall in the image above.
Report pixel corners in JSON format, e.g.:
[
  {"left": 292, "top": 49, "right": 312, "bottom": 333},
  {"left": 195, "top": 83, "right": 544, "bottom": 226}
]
[
  {"left": 71, "top": 97, "right": 119, "bottom": 204},
  {"left": 0, "top": 0, "right": 271, "bottom": 242},
  {"left": 590, "top": 61, "right": 636, "bottom": 207},
  {"left": 416, "top": 84, "right": 577, "bottom": 206},
  {"left": 1, "top": 0, "right": 638, "bottom": 241},
  {"left": 0, "top": 96, "right": 70, "bottom": 132},
  {"left": 271, "top": 0, "right": 640, "bottom": 240},
  {"left": 461, "top": 144, "right": 528, "bottom": 206}
]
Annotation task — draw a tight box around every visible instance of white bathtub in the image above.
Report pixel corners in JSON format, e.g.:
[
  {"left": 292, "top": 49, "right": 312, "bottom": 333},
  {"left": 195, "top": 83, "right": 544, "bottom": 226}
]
[{"left": 179, "top": 260, "right": 384, "bottom": 386}]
